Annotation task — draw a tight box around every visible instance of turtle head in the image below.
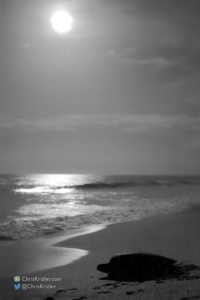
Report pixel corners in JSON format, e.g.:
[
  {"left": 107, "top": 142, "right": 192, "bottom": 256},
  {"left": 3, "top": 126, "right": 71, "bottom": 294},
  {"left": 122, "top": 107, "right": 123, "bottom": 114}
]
[{"left": 97, "top": 263, "right": 111, "bottom": 273}]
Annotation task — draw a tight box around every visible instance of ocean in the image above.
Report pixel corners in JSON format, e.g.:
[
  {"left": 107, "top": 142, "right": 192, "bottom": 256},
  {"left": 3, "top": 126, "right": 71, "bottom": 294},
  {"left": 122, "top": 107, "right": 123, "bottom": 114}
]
[{"left": 0, "top": 174, "right": 200, "bottom": 242}]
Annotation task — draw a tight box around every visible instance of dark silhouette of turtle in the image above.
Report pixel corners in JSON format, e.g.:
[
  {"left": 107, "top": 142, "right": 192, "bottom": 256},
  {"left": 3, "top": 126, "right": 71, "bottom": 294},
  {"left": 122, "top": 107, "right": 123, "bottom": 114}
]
[{"left": 97, "top": 252, "right": 182, "bottom": 282}]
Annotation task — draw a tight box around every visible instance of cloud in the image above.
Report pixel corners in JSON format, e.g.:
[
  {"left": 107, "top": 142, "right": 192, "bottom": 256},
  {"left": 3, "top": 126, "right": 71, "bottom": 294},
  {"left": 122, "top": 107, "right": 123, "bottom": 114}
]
[
  {"left": 104, "top": 45, "right": 184, "bottom": 71},
  {"left": 1, "top": 114, "right": 200, "bottom": 136},
  {"left": 119, "top": 56, "right": 169, "bottom": 67}
]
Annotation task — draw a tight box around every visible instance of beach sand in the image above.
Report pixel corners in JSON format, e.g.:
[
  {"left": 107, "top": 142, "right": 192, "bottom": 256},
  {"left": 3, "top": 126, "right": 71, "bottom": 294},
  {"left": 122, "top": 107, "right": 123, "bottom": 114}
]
[{"left": 2, "top": 206, "right": 200, "bottom": 300}]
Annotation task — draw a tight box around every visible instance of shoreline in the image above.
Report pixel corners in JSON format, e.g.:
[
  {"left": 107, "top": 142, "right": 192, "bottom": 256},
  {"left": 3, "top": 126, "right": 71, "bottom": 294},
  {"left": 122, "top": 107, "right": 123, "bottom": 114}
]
[
  {"left": 0, "top": 208, "right": 184, "bottom": 276},
  {"left": 1, "top": 206, "right": 200, "bottom": 275},
  {"left": 0, "top": 207, "right": 193, "bottom": 279},
  {"left": 0, "top": 224, "right": 106, "bottom": 278}
]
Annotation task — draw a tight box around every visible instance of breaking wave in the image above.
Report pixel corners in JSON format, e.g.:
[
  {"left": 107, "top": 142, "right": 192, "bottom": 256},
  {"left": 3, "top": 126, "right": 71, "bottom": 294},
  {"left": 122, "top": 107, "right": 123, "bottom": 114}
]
[{"left": 13, "top": 177, "right": 200, "bottom": 194}]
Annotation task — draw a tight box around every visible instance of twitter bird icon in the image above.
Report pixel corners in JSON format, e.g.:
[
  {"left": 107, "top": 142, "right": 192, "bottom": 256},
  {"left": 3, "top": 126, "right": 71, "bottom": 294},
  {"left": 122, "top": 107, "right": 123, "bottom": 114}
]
[{"left": 14, "top": 284, "right": 21, "bottom": 290}]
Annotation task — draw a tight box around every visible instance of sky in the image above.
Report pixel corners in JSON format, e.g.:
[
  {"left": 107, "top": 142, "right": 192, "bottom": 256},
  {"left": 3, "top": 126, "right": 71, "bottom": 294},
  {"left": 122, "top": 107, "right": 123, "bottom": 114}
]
[{"left": 0, "top": 0, "right": 200, "bottom": 174}]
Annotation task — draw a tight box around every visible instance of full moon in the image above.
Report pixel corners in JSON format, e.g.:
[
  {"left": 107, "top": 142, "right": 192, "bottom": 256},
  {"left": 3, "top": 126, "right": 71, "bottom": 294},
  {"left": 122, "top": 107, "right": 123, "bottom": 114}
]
[{"left": 50, "top": 10, "right": 73, "bottom": 33}]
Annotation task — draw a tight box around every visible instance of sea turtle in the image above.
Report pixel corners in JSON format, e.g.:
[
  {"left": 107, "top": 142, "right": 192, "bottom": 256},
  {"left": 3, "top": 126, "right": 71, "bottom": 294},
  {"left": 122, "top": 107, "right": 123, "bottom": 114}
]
[{"left": 97, "top": 252, "right": 179, "bottom": 281}]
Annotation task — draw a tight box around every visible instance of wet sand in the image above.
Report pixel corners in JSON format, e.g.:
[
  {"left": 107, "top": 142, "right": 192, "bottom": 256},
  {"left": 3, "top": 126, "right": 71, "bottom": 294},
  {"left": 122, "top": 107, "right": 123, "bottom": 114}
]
[
  {"left": 2, "top": 206, "right": 200, "bottom": 300},
  {"left": 0, "top": 225, "right": 105, "bottom": 277}
]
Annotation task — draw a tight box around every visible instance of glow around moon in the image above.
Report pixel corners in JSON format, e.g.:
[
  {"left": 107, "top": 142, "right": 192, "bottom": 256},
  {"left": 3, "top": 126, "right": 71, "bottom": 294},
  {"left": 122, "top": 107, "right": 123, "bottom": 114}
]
[{"left": 50, "top": 10, "right": 73, "bottom": 33}]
